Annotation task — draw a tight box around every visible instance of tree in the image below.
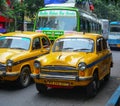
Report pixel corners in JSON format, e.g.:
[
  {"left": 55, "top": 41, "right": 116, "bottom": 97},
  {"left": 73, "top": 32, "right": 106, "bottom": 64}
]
[
  {"left": 1, "top": 0, "right": 120, "bottom": 31},
  {"left": 24, "top": 0, "right": 44, "bottom": 21},
  {"left": 0, "top": 0, "right": 14, "bottom": 18},
  {"left": 93, "top": 0, "right": 120, "bottom": 21},
  {"left": 105, "top": 0, "right": 118, "bottom": 4}
]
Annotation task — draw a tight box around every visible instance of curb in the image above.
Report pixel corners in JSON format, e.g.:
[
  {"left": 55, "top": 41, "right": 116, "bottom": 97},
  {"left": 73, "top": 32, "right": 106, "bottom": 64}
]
[{"left": 105, "top": 86, "right": 120, "bottom": 106}]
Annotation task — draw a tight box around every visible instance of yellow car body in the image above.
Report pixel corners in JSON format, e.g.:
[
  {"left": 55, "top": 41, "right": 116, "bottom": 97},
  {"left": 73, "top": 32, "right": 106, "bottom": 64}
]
[
  {"left": 0, "top": 31, "right": 51, "bottom": 88},
  {"left": 0, "top": 33, "right": 2, "bottom": 36},
  {"left": 31, "top": 32, "right": 113, "bottom": 96}
]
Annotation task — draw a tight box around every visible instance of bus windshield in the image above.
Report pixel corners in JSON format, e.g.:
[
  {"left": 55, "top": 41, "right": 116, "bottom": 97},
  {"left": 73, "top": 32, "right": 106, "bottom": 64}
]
[
  {"left": 110, "top": 25, "right": 120, "bottom": 33},
  {"left": 36, "top": 10, "right": 77, "bottom": 31}
]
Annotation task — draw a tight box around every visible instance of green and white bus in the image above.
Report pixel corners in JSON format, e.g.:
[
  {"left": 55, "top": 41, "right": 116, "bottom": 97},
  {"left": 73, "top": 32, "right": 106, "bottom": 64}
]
[{"left": 33, "top": 2, "right": 101, "bottom": 41}]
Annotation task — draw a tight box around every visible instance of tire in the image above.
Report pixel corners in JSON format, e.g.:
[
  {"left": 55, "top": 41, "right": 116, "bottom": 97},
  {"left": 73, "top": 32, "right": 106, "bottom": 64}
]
[
  {"left": 104, "top": 71, "right": 110, "bottom": 81},
  {"left": 36, "top": 83, "right": 47, "bottom": 94},
  {"left": 86, "top": 72, "right": 100, "bottom": 98},
  {"left": 17, "top": 67, "right": 31, "bottom": 88}
]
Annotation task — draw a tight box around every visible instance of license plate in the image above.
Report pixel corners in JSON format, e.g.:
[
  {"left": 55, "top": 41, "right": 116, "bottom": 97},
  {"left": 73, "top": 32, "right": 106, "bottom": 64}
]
[{"left": 45, "top": 80, "right": 69, "bottom": 86}]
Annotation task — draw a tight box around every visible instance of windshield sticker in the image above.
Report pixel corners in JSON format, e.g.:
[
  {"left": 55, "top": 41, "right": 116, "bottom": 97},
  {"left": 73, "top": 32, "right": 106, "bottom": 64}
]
[
  {"left": 22, "top": 37, "right": 30, "bottom": 41},
  {"left": 38, "top": 10, "right": 76, "bottom": 16}
]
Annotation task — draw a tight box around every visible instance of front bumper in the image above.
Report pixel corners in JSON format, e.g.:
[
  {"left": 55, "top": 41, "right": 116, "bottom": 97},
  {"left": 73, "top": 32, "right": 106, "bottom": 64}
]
[
  {"left": 31, "top": 73, "right": 93, "bottom": 81},
  {"left": 0, "top": 71, "right": 20, "bottom": 77}
]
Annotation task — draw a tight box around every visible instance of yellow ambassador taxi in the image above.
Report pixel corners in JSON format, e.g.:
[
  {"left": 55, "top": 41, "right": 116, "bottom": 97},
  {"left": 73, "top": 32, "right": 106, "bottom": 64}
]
[
  {"left": 31, "top": 32, "right": 113, "bottom": 97},
  {"left": 0, "top": 31, "right": 51, "bottom": 88}
]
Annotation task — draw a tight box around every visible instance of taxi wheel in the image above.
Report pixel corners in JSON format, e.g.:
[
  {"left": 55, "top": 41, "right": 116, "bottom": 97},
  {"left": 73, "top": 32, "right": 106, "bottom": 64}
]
[
  {"left": 36, "top": 83, "right": 47, "bottom": 94},
  {"left": 104, "top": 71, "right": 110, "bottom": 81},
  {"left": 86, "top": 72, "right": 99, "bottom": 98},
  {"left": 18, "top": 67, "right": 31, "bottom": 88}
]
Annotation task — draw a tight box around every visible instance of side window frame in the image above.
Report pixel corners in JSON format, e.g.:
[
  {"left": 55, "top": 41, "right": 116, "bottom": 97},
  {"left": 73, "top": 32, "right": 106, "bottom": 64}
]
[
  {"left": 41, "top": 36, "right": 50, "bottom": 48},
  {"left": 32, "top": 37, "right": 41, "bottom": 50},
  {"left": 96, "top": 38, "right": 102, "bottom": 52},
  {"left": 102, "top": 38, "right": 108, "bottom": 50}
]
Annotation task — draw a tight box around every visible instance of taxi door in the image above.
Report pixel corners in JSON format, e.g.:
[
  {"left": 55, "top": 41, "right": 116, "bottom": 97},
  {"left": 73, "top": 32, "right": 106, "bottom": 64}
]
[
  {"left": 41, "top": 36, "right": 51, "bottom": 54},
  {"left": 96, "top": 37, "right": 107, "bottom": 79},
  {"left": 101, "top": 37, "right": 110, "bottom": 77}
]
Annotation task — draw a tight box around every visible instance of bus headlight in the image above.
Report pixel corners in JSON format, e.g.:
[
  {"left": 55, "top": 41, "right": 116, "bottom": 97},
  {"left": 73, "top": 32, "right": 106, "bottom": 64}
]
[{"left": 78, "top": 62, "right": 86, "bottom": 71}]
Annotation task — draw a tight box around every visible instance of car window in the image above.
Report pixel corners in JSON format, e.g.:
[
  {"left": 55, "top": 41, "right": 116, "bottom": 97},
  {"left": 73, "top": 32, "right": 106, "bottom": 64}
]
[
  {"left": 41, "top": 37, "right": 50, "bottom": 48},
  {"left": 97, "top": 38, "right": 102, "bottom": 52},
  {"left": 102, "top": 38, "right": 108, "bottom": 50},
  {"left": 32, "top": 37, "right": 41, "bottom": 50}
]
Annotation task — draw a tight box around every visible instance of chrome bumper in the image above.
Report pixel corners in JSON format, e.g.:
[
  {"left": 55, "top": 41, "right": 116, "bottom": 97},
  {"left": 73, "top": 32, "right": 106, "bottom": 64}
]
[
  {"left": 31, "top": 74, "right": 93, "bottom": 81},
  {"left": 0, "top": 71, "right": 20, "bottom": 77}
]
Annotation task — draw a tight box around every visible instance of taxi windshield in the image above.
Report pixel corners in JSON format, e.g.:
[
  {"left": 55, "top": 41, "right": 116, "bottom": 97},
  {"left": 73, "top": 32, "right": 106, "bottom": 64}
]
[
  {"left": 52, "top": 38, "right": 94, "bottom": 52},
  {"left": 0, "top": 36, "right": 30, "bottom": 50}
]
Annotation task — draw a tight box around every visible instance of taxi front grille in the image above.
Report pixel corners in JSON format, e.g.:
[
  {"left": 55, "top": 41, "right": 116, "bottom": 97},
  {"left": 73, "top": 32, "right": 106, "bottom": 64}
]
[
  {"left": 40, "top": 71, "right": 77, "bottom": 76},
  {"left": 42, "top": 65, "right": 76, "bottom": 70},
  {"left": 0, "top": 63, "right": 6, "bottom": 71},
  {"left": 41, "top": 65, "right": 77, "bottom": 76}
]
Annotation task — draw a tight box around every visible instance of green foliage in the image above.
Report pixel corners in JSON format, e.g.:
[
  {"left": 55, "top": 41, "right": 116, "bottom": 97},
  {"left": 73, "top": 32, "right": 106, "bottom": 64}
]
[
  {"left": 93, "top": 0, "right": 120, "bottom": 21},
  {"left": 24, "top": 0, "right": 44, "bottom": 21},
  {"left": 0, "top": 0, "right": 120, "bottom": 26},
  {"left": 0, "top": 0, "right": 14, "bottom": 18}
]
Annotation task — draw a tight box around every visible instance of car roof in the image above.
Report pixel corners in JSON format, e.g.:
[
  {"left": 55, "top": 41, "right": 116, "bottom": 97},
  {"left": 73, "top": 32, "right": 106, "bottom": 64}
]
[
  {"left": 1, "top": 31, "right": 47, "bottom": 38},
  {"left": 57, "top": 32, "right": 103, "bottom": 40}
]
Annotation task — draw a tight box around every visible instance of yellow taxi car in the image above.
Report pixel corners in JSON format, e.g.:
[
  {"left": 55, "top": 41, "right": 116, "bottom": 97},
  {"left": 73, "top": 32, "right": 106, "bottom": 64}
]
[
  {"left": 31, "top": 32, "right": 113, "bottom": 97},
  {"left": 0, "top": 31, "right": 51, "bottom": 88}
]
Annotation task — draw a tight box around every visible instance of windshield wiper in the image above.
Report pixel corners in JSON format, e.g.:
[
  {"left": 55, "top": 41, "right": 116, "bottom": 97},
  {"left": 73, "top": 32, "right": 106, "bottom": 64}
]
[
  {"left": 62, "top": 47, "right": 73, "bottom": 50},
  {"left": 74, "top": 48, "right": 91, "bottom": 52},
  {"left": 10, "top": 47, "right": 26, "bottom": 50}
]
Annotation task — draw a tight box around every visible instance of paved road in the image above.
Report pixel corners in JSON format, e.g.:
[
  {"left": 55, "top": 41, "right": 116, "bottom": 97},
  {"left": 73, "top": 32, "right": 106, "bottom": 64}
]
[{"left": 0, "top": 50, "right": 120, "bottom": 106}]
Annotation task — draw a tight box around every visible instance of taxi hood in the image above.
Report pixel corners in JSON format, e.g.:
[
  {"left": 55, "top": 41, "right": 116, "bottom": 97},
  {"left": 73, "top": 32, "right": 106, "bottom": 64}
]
[
  {"left": 38, "top": 52, "right": 93, "bottom": 66},
  {"left": 0, "top": 49, "right": 26, "bottom": 63}
]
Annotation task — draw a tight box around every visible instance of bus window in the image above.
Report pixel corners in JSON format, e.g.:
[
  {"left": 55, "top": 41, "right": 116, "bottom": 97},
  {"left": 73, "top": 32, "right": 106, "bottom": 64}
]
[
  {"left": 80, "top": 18, "right": 86, "bottom": 32},
  {"left": 87, "top": 20, "right": 90, "bottom": 32}
]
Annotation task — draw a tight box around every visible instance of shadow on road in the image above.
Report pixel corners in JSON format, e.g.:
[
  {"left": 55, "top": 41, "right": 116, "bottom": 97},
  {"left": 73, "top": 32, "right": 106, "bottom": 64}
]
[
  {"left": 0, "top": 81, "right": 34, "bottom": 91},
  {"left": 34, "top": 79, "right": 112, "bottom": 101}
]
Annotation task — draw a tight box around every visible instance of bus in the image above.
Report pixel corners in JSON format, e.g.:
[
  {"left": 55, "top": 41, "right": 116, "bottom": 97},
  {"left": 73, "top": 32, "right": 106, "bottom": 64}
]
[
  {"left": 34, "top": 1, "right": 102, "bottom": 42},
  {"left": 99, "top": 19, "right": 109, "bottom": 39},
  {"left": 108, "top": 21, "right": 120, "bottom": 48}
]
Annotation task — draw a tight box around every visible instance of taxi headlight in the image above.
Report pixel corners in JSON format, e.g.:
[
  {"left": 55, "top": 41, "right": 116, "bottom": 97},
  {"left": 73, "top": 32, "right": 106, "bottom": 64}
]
[
  {"left": 6, "top": 60, "right": 13, "bottom": 67},
  {"left": 34, "top": 60, "right": 41, "bottom": 69},
  {"left": 78, "top": 62, "right": 87, "bottom": 71}
]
